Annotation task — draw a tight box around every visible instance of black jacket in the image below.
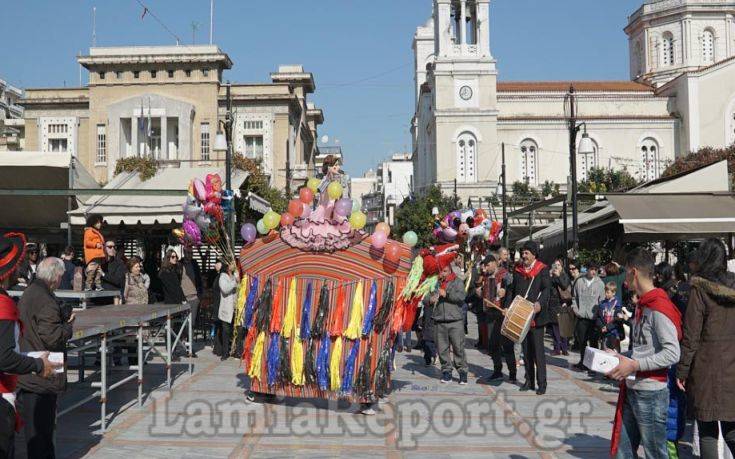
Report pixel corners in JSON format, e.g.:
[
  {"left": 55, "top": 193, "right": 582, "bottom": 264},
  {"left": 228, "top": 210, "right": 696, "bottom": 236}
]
[
  {"left": 16, "top": 259, "right": 38, "bottom": 286},
  {"left": 547, "top": 271, "right": 571, "bottom": 323},
  {"left": 159, "top": 267, "right": 185, "bottom": 304},
  {"left": 60, "top": 259, "right": 75, "bottom": 290},
  {"left": 210, "top": 272, "right": 222, "bottom": 316},
  {"left": 102, "top": 256, "right": 126, "bottom": 292},
  {"left": 17, "top": 280, "right": 73, "bottom": 394},
  {"left": 0, "top": 291, "right": 43, "bottom": 377},
  {"left": 506, "top": 263, "right": 551, "bottom": 328}
]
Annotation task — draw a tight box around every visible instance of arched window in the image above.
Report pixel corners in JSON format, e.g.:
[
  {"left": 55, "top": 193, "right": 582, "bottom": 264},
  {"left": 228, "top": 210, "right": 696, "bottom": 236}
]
[
  {"left": 662, "top": 32, "right": 675, "bottom": 67},
  {"left": 729, "top": 110, "right": 735, "bottom": 146},
  {"left": 640, "top": 138, "right": 661, "bottom": 181},
  {"left": 456, "top": 132, "right": 477, "bottom": 183},
  {"left": 579, "top": 138, "right": 599, "bottom": 182},
  {"left": 519, "top": 139, "right": 538, "bottom": 185},
  {"left": 702, "top": 29, "right": 715, "bottom": 64}
]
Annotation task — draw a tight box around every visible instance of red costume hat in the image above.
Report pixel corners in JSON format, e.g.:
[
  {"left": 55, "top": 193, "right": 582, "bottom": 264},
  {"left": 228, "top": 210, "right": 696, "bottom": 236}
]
[{"left": 0, "top": 232, "right": 27, "bottom": 282}]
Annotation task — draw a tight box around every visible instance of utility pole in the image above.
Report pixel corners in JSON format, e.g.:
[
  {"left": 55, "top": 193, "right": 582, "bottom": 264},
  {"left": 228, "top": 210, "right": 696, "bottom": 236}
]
[
  {"left": 568, "top": 85, "right": 580, "bottom": 256},
  {"left": 209, "top": 0, "right": 214, "bottom": 44},
  {"left": 501, "top": 143, "right": 508, "bottom": 248},
  {"left": 285, "top": 140, "right": 292, "bottom": 197},
  {"left": 453, "top": 178, "right": 458, "bottom": 208},
  {"left": 225, "top": 81, "right": 234, "bottom": 243}
]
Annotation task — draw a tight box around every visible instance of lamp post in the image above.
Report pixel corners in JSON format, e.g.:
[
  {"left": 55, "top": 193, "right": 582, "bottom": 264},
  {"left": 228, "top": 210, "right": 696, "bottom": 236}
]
[
  {"left": 497, "top": 142, "right": 508, "bottom": 248},
  {"left": 567, "top": 85, "right": 596, "bottom": 257},
  {"left": 213, "top": 81, "right": 235, "bottom": 244}
]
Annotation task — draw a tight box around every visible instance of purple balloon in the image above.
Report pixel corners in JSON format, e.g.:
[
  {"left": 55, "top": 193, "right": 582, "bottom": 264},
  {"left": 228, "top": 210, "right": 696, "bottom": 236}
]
[
  {"left": 334, "top": 198, "right": 353, "bottom": 217},
  {"left": 443, "top": 227, "right": 458, "bottom": 242},
  {"left": 240, "top": 223, "right": 257, "bottom": 243},
  {"left": 371, "top": 231, "right": 387, "bottom": 249}
]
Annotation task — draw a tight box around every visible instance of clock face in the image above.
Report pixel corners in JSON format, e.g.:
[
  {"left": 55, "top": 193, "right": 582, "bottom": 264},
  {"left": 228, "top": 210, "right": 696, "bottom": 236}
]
[{"left": 459, "top": 85, "right": 473, "bottom": 101}]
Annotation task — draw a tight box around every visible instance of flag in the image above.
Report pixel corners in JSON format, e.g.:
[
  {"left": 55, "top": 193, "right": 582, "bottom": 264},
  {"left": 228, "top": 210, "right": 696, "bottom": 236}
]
[{"left": 141, "top": 6, "right": 148, "bottom": 19}]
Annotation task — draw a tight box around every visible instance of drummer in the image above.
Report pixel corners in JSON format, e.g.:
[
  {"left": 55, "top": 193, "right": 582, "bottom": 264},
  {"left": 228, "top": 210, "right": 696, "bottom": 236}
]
[{"left": 505, "top": 241, "right": 551, "bottom": 395}]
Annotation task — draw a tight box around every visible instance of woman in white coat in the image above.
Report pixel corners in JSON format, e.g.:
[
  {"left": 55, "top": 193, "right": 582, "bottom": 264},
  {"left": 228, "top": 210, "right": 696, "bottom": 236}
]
[{"left": 217, "top": 263, "right": 239, "bottom": 361}]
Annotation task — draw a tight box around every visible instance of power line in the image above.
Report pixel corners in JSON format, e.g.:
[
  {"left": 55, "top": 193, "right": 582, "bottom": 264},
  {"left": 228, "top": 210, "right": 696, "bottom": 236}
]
[
  {"left": 135, "top": 0, "right": 184, "bottom": 45},
  {"left": 320, "top": 63, "right": 412, "bottom": 88}
]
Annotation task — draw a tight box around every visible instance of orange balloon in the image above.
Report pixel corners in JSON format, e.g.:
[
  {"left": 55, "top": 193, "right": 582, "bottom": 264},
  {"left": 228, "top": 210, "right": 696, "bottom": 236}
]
[
  {"left": 375, "top": 222, "right": 391, "bottom": 236},
  {"left": 280, "top": 212, "right": 295, "bottom": 226},
  {"left": 385, "top": 243, "right": 401, "bottom": 263},
  {"left": 288, "top": 199, "right": 303, "bottom": 218},
  {"left": 299, "top": 187, "right": 314, "bottom": 205}
]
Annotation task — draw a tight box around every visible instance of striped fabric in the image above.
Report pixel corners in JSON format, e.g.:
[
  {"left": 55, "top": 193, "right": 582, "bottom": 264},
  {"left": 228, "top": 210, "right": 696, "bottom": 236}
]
[{"left": 239, "top": 236, "right": 411, "bottom": 402}]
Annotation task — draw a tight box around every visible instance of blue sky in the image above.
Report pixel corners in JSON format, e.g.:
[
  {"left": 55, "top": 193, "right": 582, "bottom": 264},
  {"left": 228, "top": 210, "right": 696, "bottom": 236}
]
[{"left": 3, "top": 0, "right": 642, "bottom": 177}]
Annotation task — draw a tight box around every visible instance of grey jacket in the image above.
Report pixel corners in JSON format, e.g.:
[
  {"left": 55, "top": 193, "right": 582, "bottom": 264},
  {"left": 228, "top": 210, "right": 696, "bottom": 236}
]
[
  {"left": 432, "top": 277, "right": 466, "bottom": 323},
  {"left": 571, "top": 276, "right": 605, "bottom": 320}
]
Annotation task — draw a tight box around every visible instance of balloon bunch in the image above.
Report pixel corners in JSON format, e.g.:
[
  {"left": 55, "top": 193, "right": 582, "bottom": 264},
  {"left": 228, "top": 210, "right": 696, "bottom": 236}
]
[
  {"left": 369, "top": 222, "right": 401, "bottom": 264},
  {"left": 432, "top": 208, "right": 502, "bottom": 245},
  {"left": 176, "top": 173, "right": 236, "bottom": 264}
]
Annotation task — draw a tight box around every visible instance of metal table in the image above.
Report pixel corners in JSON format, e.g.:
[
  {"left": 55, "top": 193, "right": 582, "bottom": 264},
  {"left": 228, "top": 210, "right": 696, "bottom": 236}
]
[
  {"left": 7, "top": 289, "right": 121, "bottom": 310},
  {"left": 61, "top": 302, "right": 193, "bottom": 432}
]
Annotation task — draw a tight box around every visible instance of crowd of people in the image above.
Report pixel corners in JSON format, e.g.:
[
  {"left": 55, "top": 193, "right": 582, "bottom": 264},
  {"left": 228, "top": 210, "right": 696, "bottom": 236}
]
[{"left": 3, "top": 211, "right": 735, "bottom": 458}]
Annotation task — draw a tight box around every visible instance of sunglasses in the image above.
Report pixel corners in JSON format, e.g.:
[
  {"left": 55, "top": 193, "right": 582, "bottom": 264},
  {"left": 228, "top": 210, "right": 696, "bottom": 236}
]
[{"left": 170, "top": 255, "right": 178, "bottom": 259}]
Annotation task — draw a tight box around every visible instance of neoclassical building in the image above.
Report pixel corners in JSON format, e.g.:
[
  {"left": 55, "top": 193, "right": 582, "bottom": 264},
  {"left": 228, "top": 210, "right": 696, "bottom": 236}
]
[
  {"left": 412, "top": 0, "right": 735, "bottom": 203},
  {"left": 19, "top": 45, "right": 324, "bottom": 189}
]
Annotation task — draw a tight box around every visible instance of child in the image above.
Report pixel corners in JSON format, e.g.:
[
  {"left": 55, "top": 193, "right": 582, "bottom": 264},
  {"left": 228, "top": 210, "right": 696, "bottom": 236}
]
[
  {"left": 595, "top": 282, "right": 622, "bottom": 352},
  {"left": 83, "top": 214, "right": 105, "bottom": 291}
]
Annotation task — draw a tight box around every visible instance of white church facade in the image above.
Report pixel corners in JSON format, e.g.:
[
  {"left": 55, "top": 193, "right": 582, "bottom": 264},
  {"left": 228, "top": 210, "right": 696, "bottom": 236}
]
[{"left": 412, "top": 0, "right": 735, "bottom": 203}]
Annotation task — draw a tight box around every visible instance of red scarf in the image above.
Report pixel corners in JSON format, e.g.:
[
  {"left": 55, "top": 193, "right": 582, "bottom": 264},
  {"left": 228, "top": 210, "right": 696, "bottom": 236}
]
[
  {"left": 439, "top": 272, "right": 457, "bottom": 290},
  {"left": 514, "top": 260, "right": 546, "bottom": 279},
  {"left": 0, "top": 292, "right": 24, "bottom": 432},
  {"left": 610, "top": 288, "right": 682, "bottom": 456}
]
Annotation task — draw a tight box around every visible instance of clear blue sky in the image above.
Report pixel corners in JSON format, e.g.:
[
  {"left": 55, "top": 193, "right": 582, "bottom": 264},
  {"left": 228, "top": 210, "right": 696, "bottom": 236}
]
[{"left": 3, "top": 0, "right": 643, "bottom": 177}]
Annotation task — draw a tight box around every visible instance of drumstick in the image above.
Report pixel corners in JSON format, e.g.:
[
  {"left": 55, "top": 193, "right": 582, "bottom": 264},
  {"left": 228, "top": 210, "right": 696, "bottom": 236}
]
[{"left": 483, "top": 298, "right": 505, "bottom": 314}]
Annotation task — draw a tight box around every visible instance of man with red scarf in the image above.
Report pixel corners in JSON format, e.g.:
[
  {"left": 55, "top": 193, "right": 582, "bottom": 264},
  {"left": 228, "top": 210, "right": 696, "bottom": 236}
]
[
  {"left": 506, "top": 241, "right": 550, "bottom": 395},
  {"left": 607, "top": 248, "right": 681, "bottom": 459},
  {"left": 0, "top": 233, "right": 58, "bottom": 458},
  {"left": 432, "top": 252, "right": 469, "bottom": 385}
]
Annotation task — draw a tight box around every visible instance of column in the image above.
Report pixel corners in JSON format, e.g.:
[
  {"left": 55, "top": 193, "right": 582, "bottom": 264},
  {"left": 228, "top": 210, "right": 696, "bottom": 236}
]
[
  {"left": 131, "top": 116, "right": 139, "bottom": 156},
  {"left": 161, "top": 116, "right": 168, "bottom": 160},
  {"left": 460, "top": 0, "right": 467, "bottom": 46}
]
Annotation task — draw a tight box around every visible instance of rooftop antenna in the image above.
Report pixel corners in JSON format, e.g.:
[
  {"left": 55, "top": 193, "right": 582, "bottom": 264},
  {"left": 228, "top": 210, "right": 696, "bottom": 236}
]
[
  {"left": 209, "top": 0, "right": 214, "bottom": 44},
  {"left": 92, "top": 6, "right": 97, "bottom": 47},
  {"left": 191, "top": 21, "right": 200, "bottom": 44}
]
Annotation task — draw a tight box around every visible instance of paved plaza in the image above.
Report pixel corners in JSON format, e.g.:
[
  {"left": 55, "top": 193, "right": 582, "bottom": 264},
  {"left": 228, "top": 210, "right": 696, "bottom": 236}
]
[{"left": 34, "top": 318, "right": 697, "bottom": 459}]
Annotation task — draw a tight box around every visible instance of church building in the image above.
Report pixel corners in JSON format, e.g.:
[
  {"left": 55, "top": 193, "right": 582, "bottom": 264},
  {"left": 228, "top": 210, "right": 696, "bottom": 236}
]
[{"left": 412, "top": 0, "right": 735, "bottom": 203}]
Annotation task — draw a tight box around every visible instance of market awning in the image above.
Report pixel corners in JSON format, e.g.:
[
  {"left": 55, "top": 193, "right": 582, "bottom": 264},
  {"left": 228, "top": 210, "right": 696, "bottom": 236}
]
[
  {"left": 70, "top": 166, "right": 248, "bottom": 226},
  {"left": 607, "top": 193, "right": 735, "bottom": 235}
]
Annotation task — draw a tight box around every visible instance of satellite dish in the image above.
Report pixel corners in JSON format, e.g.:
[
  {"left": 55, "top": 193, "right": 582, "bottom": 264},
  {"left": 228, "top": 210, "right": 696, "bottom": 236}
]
[{"left": 320, "top": 135, "right": 329, "bottom": 144}]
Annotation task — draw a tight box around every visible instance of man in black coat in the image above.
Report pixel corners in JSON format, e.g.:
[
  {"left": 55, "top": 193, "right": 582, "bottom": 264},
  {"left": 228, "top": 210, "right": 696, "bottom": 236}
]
[
  {"left": 101, "top": 242, "right": 126, "bottom": 295},
  {"left": 506, "top": 241, "right": 550, "bottom": 395},
  {"left": 18, "top": 257, "right": 74, "bottom": 458}
]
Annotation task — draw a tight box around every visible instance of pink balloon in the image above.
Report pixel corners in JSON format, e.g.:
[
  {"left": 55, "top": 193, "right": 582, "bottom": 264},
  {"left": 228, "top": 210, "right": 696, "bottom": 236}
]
[
  {"left": 371, "top": 231, "right": 388, "bottom": 250},
  {"left": 443, "top": 227, "right": 458, "bottom": 242},
  {"left": 193, "top": 179, "right": 207, "bottom": 202},
  {"left": 280, "top": 212, "right": 295, "bottom": 227},
  {"left": 299, "top": 187, "right": 314, "bottom": 205},
  {"left": 301, "top": 203, "right": 312, "bottom": 218}
]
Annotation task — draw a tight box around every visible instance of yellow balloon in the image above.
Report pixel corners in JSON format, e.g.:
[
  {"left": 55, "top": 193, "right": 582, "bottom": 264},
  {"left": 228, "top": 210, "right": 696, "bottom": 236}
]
[
  {"left": 307, "top": 177, "right": 321, "bottom": 193},
  {"left": 263, "top": 210, "right": 280, "bottom": 230},
  {"left": 172, "top": 228, "right": 185, "bottom": 239},
  {"left": 327, "top": 181, "right": 343, "bottom": 200},
  {"left": 349, "top": 211, "right": 367, "bottom": 230}
]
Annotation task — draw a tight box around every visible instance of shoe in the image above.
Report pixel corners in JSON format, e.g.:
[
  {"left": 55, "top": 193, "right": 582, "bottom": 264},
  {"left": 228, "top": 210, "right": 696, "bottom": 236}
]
[
  {"left": 488, "top": 371, "right": 504, "bottom": 381},
  {"left": 572, "top": 363, "right": 587, "bottom": 372},
  {"left": 191, "top": 352, "right": 198, "bottom": 358},
  {"left": 536, "top": 385, "right": 547, "bottom": 395},
  {"left": 425, "top": 361, "right": 432, "bottom": 367},
  {"left": 396, "top": 345, "right": 404, "bottom": 353},
  {"left": 509, "top": 373, "right": 518, "bottom": 383},
  {"left": 520, "top": 381, "right": 535, "bottom": 392},
  {"left": 440, "top": 372, "right": 452, "bottom": 384},
  {"left": 551, "top": 350, "right": 561, "bottom": 356},
  {"left": 459, "top": 372, "right": 468, "bottom": 385},
  {"left": 359, "top": 404, "right": 376, "bottom": 416},
  {"left": 562, "top": 350, "right": 570, "bottom": 356},
  {"left": 220, "top": 355, "right": 228, "bottom": 361},
  {"left": 587, "top": 370, "right": 597, "bottom": 378}
]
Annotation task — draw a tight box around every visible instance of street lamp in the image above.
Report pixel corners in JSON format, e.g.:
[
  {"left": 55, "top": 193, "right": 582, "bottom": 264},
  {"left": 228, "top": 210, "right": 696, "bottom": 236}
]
[{"left": 214, "top": 81, "right": 235, "bottom": 244}]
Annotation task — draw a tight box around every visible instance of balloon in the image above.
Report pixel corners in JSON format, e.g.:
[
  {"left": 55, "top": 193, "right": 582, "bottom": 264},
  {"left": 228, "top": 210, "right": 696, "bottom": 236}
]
[
  {"left": 371, "top": 231, "right": 387, "bottom": 249},
  {"left": 375, "top": 222, "right": 390, "bottom": 236},
  {"left": 183, "top": 203, "right": 202, "bottom": 220},
  {"left": 301, "top": 204, "right": 312, "bottom": 219},
  {"left": 185, "top": 194, "right": 197, "bottom": 206},
  {"left": 172, "top": 228, "right": 185, "bottom": 240},
  {"left": 240, "top": 223, "right": 257, "bottom": 243},
  {"left": 458, "top": 223, "right": 469, "bottom": 237},
  {"left": 385, "top": 243, "right": 401, "bottom": 263},
  {"left": 288, "top": 199, "right": 304, "bottom": 218},
  {"left": 443, "top": 227, "right": 458, "bottom": 242},
  {"left": 280, "top": 212, "right": 295, "bottom": 227},
  {"left": 204, "top": 201, "right": 218, "bottom": 215},
  {"left": 349, "top": 211, "right": 367, "bottom": 230},
  {"left": 195, "top": 214, "right": 211, "bottom": 231},
  {"left": 193, "top": 179, "right": 207, "bottom": 202},
  {"left": 256, "top": 219, "right": 268, "bottom": 235},
  {"left": 263, "top": 210, "right": 280, "bottom": 230},
  {"left": 206, "top": 173, "right": 223, "bottom": 193},
  {"left": 327, "top": 181, "right": 343, "bottom": 200},
  {"left": 402, "top": 231, "right": 418, "bottom": 247},
  {"left": 299, "top": 187, "right": 314, "bottom": 204},
  {"left": 334, "top": 198, "right": 353, "bottom": 217},
  {"left": 307, "top": 177, "right": 321, "bottom": 193}
]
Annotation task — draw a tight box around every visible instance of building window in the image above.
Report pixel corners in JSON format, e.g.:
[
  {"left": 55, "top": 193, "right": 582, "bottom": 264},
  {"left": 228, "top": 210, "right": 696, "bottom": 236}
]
[
  {"left": 98, "top": 71, "right": 105, "bottom": 80},
  {"left": 116, "top": 71, "right": 123, "bottom": 79},
  {"left": 185, "top": 69, "right": 192, "bottom": 77},
  {"left": 520, "top": 139, "right": 538, "bottom": 185},
  {"left": 729, "top": 110, "right": 735, "bottom": 145},
  {"left": 579, "top": 138, "right": 599, "bottom": 182},
  {"left": 456, "top": 132, "right": 477, "bottom": 183},
  {"left": 640, "top": 138, "right": 661, "bottom": 181},
  {"left": 202, "top": 69, "right": 209, "bottom": 77},
  {"left": 168, "top": 70, "right": 174, "bottom": 78},
  {"left": 49, "top": 124, "right": 68, "bottom": 134},
  {"left": 662, "top": 32, "right": 674, "bottom": 67},
  {"left": 200, "top": 123, "right": 210, "bottom": 161},
  {"left": 49, "top": 138, "right": 68, "bottom": 152},
  {"left": 702, "top": 29, "right": 715, "bottom": 64},
  {"left": 133, "top": 70, "right": 140, "bottom": 79},
  {"left": 244, "top": 135, "right": 264, "bottom": 159},
  {"left": 151, "top": 70, "right": 157, "bottom": 79},
  {"left": 243, "top": 120, "right": 263, "bottom": 130},
  {"left": 96, "top": 125, "right": 107, "bottom": 163}
]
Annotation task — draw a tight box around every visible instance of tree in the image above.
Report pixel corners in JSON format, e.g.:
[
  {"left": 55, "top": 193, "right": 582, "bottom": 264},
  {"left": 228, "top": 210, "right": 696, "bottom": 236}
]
[
  {"left": 663, "top": 144, "right": 735, "bottom": 189},
  {"left": 393, "top": 185, "right": 456, "bottom": 248},
  {"left": 509, "top": 181, "right": 541, "bottom": 206},
  {"left": 578, "top": 167, "right": 639, "bottom": 194},
  {"left": 541, "top": 180, "right": 561, "bottom": 198}
]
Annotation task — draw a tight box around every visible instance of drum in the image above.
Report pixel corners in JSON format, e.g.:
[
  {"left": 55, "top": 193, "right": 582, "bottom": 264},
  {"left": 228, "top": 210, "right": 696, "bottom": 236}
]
[{"left": 501, "top": 295, "right": 535, "bottom": 343}]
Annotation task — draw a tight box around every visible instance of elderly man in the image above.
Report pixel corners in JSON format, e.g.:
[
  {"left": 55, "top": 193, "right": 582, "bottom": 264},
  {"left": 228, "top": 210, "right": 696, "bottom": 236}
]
[
  {"left": 18, "top": 257, "right": 74, "bottom": 459},
  {"left": 0, "top": 233, "right": 58, "bottom": 459}
]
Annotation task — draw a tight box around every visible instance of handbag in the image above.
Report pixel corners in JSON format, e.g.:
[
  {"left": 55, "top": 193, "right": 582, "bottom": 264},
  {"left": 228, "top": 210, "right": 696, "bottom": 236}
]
[
  {"left": 558, "top": 285, "right": 572, "bottom": 302},
  {"left": 558, "top": 307, "right": 576, "bottom": 338}
]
